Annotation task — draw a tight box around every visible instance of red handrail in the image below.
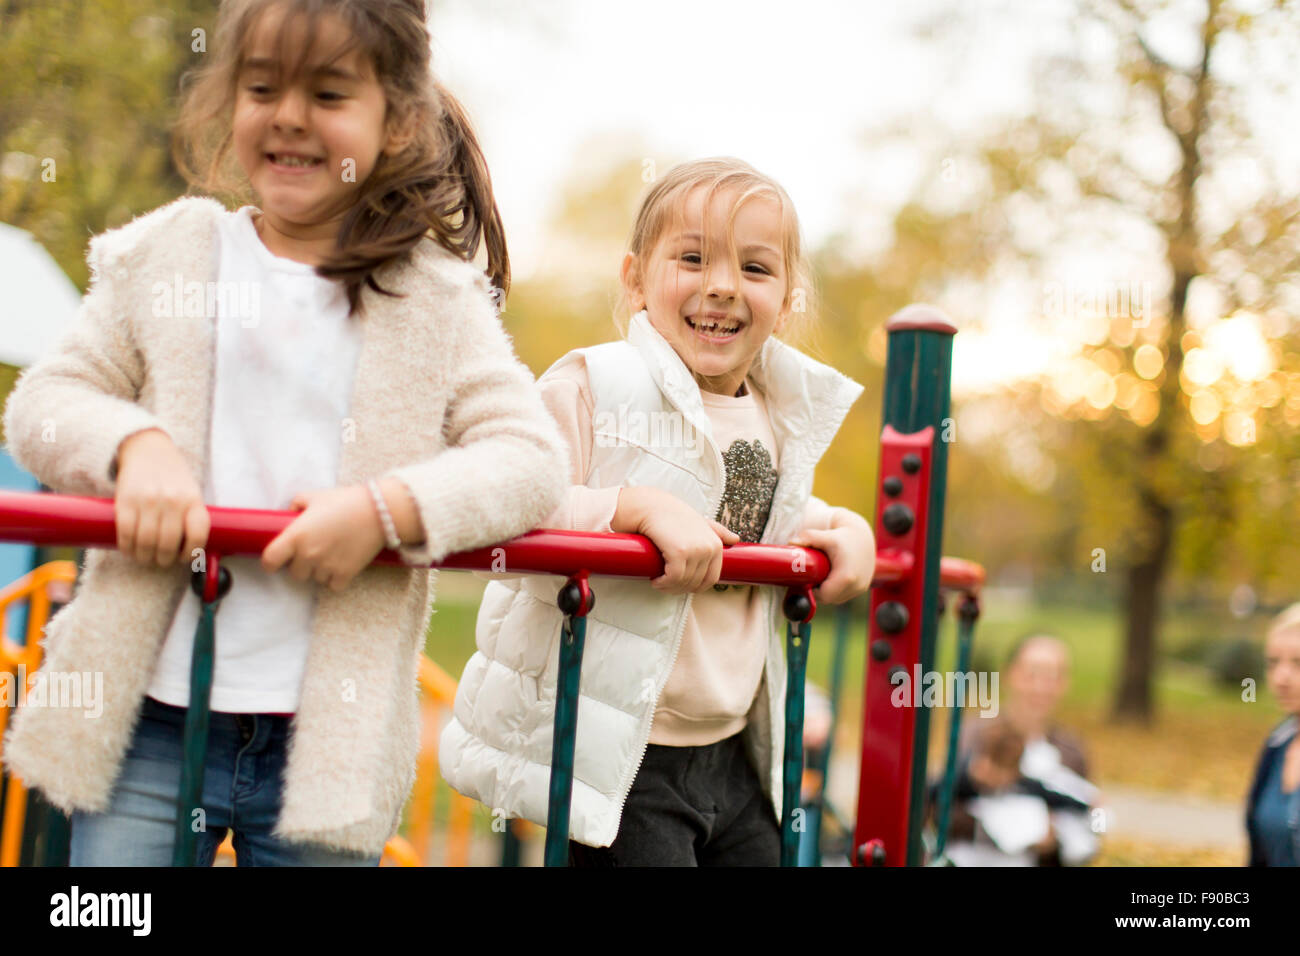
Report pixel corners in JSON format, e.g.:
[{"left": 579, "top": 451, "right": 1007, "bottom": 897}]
[{"left": 0, "top": 492, "right": 981, "bottom": 593}]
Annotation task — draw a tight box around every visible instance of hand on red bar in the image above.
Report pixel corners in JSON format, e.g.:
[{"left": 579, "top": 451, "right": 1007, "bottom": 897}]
[
  {"left": 611, "top": 486, "right": 741, "bottom": 594},
  {"left": 261, "top": 485, "right": 387, "bottom": 592},
  {"left": 789, "top": 509, "right": 877, "bottom": 605},
  {"left": 114, "top": 429, "right": 210, "bottom": 568}
]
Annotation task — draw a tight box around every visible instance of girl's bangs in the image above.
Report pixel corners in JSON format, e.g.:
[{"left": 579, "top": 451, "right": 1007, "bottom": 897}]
[{"left": 237, "top": 0, "right": 370, "bottom": 88}]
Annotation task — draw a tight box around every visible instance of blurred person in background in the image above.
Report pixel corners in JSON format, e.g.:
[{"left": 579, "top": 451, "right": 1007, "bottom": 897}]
[
  {"left": 944, "top": 634, "right": 1100, "bottom": 865},
  {"left": 1246, "top": 604, "right": 1300, "bottom": 866}
]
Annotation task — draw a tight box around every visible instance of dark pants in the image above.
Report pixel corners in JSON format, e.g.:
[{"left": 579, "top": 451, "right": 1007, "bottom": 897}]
[{"left": 569, "top": 730, "right": 780, "bottom": 866}]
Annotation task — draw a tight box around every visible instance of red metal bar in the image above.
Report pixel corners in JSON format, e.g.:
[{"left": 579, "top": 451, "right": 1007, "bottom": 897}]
[
  {"left": 0, "top": 492, "right": 982, "bottom": 593},
  {"left": 937, "top": 557, "right": 984, "bottom": 594},
  {"left": 0, "top": 492, "right": 838, "bottom": 587}
]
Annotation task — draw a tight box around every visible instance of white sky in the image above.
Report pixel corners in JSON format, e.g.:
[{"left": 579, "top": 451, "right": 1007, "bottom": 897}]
[{"left": 424, "top": 0, "right": 1300, "bottom": 395}]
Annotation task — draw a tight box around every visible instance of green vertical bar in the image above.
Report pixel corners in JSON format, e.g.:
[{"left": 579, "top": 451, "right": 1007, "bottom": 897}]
[
  {"left": 935, "top": 609, "right": 976, "bottom": 859},
  {"left": 781, "top": 618, "right": 810, "bottom": 867},
  {"left": 174, "top": 599, "right": 216, "bottom": 867},
  {"left": 881, "top": 309, "right": 954, "bottom": 867},
  {"left": 544, "top": 613, "right": 585, "bottom": 867},
  {"left": 809, "top": 601, "right": 852, "bottom": 867},
  {"left": 501, "top": 819, "right": 523, "bottom": 867}
]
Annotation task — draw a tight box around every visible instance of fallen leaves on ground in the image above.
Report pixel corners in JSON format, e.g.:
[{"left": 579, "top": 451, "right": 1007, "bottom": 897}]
[{"left": 1092, "top": 838, "right": 1243, "bottom": 867}]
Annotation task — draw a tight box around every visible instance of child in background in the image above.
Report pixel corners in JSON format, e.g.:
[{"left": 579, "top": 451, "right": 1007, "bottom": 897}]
[
  {"left": 939, "top": 720, "right": 1092, "bottom": 866},
  {"left": 940, "top": 722, "right": 1037, "bottom": 866},
  {"left": 440, "top": 158, "right": 876, "bottom": 866},
  {"left": 1, "top": 0, "right": 565, "bottom": 866}
]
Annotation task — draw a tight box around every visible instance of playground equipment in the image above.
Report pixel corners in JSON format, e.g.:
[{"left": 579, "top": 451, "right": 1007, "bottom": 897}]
[
  {"left": 0, "top": 304, "right": 982, "bottom": 867},
  {"left": 0, "top": 561, "right": 76, "bottom": 867}
]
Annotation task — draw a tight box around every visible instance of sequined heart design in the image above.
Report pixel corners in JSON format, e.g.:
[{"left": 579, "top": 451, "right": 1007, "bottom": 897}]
[{"left": 715, "top": 438, "right": 778, "bottom": 544}]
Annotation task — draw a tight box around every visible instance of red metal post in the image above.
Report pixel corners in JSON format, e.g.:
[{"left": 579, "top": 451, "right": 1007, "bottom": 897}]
[{"left": 853, "top": 425, "right": 935, "bottom": 866}]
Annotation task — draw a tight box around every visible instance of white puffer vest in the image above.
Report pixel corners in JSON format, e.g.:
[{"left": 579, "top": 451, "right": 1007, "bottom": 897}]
[{"left": 439, "top": 311, "right": 864, "bottom": 847}]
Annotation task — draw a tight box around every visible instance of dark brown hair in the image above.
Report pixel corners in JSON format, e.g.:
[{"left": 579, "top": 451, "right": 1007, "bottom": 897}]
[
  {"left": 979, "top": 720, "right": 1026, "bottom": 772},
  {"left": 172, "top": 0, "right": 508, "bottom": 315}
]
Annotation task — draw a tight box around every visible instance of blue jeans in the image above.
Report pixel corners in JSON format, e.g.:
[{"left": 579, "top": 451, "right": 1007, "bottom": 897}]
[{"left": 69, "top": 695, "right": 380, "bottom": 867}]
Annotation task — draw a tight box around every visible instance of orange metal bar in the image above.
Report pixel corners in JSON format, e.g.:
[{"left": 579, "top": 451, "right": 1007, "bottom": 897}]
[
  {"left": 446, "top": 789, "right": 472, "bottom": 866},
  {"left": 0, "top": 561, "right": 77, "bottom": 868},
  {"left": 381, "top": 835, "right": 422, "bottom": 867},
  {"left": 405, "top": 674, "right": 442, "bottom": 862},
  {"left": 387, "top": 655, "right": 477, "bottom": 867}
]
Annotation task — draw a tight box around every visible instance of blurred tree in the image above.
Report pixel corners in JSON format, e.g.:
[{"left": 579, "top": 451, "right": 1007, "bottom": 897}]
[
  {"left": 0, "top": 0, "right": 215, "bottom": 435},
  {"left": 893, "top": 0, "right": 1300, "bottom": 722},
  {"left": 0, "top": 0, "right": 216, "bottom": 285}
]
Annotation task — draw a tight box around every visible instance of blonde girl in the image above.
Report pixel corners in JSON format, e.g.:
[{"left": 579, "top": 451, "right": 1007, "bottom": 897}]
[{"left": 441, "top": 158, "right": 876, "bottom": 866}]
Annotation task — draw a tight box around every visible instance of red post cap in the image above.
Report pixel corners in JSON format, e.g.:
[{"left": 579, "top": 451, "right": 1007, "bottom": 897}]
[{"left": 885, "top": 303, "right": 957, "bottom": 335}]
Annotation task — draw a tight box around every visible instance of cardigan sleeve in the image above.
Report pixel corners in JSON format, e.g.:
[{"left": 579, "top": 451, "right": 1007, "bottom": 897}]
[
  {"left": 381, "top": 271, "right": 567, "bottom": 566},
  {"left": 2, "top": 236, "right": 166, "bottom": 498},
  {"left": 469, "top": 356, "right": 618, "bottom": 584}
]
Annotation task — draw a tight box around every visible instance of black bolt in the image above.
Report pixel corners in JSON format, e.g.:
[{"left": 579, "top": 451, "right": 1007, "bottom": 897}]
[
  {"left": 882, "top": 502, "right": 914, "bottom": 536},
  {"left": 856, "top": 842, "right": 887, "bottom": 866},
  {"left": 876, "top": 601, "right": 909, "bottom": 634},
  {"left": 882, "top": 476, "right": 903, "bottom": 497},
  {"left": 557, "top": 581, "right": 594, "bottom": 616},
  {"left": 190, "top": 565, "right": 232, "bottom": 602},
  {"left": 870, "top": 639, "right": 892, "bottom": 661},
  {"left": 901, "top": 453, "right": 922, "bottom": 474},
  {"left": 783, "top": 591, "right": 812, "bottom": 622},
  {"left": 888, "top": 665, "right": 908, "bottom": 684}
]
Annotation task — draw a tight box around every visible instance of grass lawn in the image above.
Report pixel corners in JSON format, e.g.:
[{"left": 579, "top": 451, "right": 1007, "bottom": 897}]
[
  {"left": 421, "top": 574, "right": 1287, "bottom": 803},
  {"left": 408, "top": 573, "right": 1286, "bottom": 861}
]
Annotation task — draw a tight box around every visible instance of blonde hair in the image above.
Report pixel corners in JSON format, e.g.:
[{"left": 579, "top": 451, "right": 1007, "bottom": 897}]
[
  {"left": 615, "top": 158, "right": 817, "bottom": 350},
  {"left": 1267, "top": 603, "right": 1300, "bottom": 641}
]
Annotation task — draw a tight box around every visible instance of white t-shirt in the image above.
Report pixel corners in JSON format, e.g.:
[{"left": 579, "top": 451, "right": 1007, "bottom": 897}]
[{"left": 146, "top": 206, "right": 362, "bottom": 713}]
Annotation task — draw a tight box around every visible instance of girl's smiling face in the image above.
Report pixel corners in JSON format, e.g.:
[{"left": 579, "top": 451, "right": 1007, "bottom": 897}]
[
  {"left": 232, "top": 4, "right": 408, "bottom": 260},
  {"left": 623, "top": 186, "right": 791, "bottom": 397}
]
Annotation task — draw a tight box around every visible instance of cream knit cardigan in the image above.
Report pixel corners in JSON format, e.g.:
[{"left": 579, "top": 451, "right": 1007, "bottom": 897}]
[{"left": 0, "top": 195, "right": 567, "bottom": 856}]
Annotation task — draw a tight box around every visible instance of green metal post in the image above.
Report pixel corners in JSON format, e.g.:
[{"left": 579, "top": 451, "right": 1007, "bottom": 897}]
[
  {"left": 934, "top": 597, "right": 978, "bottom": 859},
  {"left": 781, "top": 616, "right": 811, "bottom": 867},
  {"left": 174, "top": 597, "right": 217, "bottom": 866},
  {"left": 880, "top": 306, "right": 956, "bottom": 867},
  {"left": 808, "top": 600, "right": 852, "bottom": 867},
  {"left": 174, "top": 561, "right": 228, "bottom": 867},
  {"left": 501, "top": 818, "right": 523, "bottom": 867},
  {"left": 545, "top": 575, "right": 593, "bottom": 867}
]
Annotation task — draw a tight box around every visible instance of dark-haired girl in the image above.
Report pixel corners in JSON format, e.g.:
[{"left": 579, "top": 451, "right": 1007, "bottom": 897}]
[{"left": 2, "top": 0, "right": 565, "bottom": 866}]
